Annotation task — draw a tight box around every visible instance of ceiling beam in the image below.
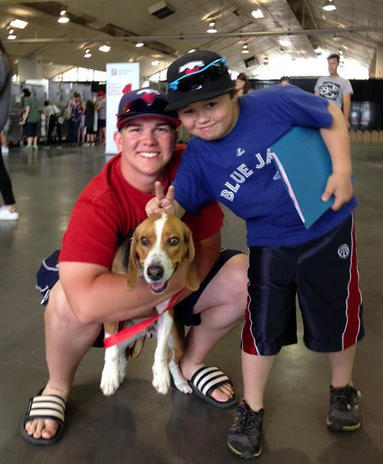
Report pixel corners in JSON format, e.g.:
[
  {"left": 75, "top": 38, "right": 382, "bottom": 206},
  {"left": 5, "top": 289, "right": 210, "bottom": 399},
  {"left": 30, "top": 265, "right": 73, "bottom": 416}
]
[{"left": 5, "top": 26, "right": 383, "bottom": 45}]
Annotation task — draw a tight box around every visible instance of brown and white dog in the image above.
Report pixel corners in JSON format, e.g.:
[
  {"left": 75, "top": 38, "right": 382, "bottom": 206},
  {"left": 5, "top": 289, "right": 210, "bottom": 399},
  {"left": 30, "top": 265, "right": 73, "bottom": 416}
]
[{"left": 100, "top": 213, "right": 200, "bottom": 397}]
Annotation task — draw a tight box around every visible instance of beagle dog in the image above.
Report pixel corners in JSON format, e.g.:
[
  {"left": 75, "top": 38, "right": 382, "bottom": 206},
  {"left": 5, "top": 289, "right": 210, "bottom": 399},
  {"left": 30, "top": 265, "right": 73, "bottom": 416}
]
[{"left": 100, "top": 213, "right": 200, "bottom": 397}]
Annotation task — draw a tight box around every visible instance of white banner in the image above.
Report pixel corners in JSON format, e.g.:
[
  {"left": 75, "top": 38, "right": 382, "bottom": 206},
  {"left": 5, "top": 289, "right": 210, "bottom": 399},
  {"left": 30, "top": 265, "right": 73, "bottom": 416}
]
[{"left": 105, "top": 62, "right": 140, "bottom": 155}]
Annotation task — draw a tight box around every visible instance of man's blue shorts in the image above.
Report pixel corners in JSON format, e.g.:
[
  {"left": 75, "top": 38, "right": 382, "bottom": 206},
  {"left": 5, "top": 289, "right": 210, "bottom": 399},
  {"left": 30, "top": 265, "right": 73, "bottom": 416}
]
[{"left": 36, "top": 248, "right": 243, "bottom": 348}]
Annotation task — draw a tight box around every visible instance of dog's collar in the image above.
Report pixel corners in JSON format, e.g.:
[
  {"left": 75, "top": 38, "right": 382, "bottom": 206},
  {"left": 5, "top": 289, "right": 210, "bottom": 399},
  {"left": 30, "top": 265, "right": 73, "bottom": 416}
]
[{"left": 103, "top": 289, "right": 184, "bottom": 348}]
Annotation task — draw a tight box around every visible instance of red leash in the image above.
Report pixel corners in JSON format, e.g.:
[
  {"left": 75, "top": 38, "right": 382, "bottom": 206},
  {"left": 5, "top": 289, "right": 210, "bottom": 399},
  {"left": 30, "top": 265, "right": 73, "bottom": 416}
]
[{"left": 103, "top": 289, "right": 184, "bottom": 348}]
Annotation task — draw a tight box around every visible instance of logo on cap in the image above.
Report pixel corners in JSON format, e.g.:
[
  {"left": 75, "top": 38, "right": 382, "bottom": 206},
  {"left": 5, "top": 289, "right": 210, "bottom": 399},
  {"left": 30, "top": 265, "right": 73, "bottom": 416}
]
[{"left": 137, "top": 89, "right": 160, "bottom": 106}]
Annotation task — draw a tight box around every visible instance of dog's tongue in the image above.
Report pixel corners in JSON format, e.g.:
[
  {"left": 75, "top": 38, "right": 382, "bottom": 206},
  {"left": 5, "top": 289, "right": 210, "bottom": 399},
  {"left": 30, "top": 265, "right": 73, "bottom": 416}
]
[{"left": 150, "top": 282, "right": 166, "bottom": 293}]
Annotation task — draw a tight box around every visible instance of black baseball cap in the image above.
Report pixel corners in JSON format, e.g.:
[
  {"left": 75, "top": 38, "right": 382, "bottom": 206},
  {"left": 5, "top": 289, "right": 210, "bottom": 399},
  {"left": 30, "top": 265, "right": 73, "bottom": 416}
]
[
  {"left": 166, "top": 50, "right": 235, "bottom": 111},
  {"left": 117, "top": 87, "right": 180, "bottom": 130}
]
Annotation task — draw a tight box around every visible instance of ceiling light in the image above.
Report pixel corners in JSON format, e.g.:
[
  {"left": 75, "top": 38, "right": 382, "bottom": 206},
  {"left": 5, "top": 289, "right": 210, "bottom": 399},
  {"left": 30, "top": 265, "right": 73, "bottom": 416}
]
[
  {"left": 280, "top": 38, "right": 289, "bottom": 47},
  {"left": 7, "top": 34, "right": 17, "bottom": 40},
  {"left": 84, "top": 48, "right": 92, "bottom": 58},
  {"left": 151, "top": 60, "right": 159, "bottom": 66},
  {"left": 251, "top": 9, "right": 264, "bottom": 19},
  {"left": 241, "top": 44, "right": 250, "bottom": 54},
  {"left": 323, "top": 0, "right": 336, "bottom": 11},
  {"left": 263, "top": 57, "right": 269, "bottom": 65},
  {"left": 58, "top": 15, "right": 70, "bottom": 23},
  {"left": 188, "top": 49, "right": 196, "bottom": 53},
  {"left": 99, "top": 45, "right": 111, "bottom": 52},
  {"left": 332, "top": 33, "right": 341, "bottom": 41},
  {"left": 9, "top": 29, "right": 14, "bottom": 34},
  {"left": 207, "top": 21, "right": 217, "bottom": 33},
  {"left": 10, "top": 19, "right": 28, "bottom": 29},
  {"left": 135, "top": 42, "right": 144, "bottom": 48},
  {"left": 60, "top": 8, "right": 67, "bottom": 16}
]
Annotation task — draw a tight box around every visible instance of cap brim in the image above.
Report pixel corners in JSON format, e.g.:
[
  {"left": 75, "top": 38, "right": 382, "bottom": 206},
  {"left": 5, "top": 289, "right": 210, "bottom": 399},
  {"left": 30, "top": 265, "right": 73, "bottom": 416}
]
[
  {"left": 117, "top": 113, "right": 181, "bottom": 130},
  {"left": 166, "top": 85, "right": 235, "bottom": 111}
]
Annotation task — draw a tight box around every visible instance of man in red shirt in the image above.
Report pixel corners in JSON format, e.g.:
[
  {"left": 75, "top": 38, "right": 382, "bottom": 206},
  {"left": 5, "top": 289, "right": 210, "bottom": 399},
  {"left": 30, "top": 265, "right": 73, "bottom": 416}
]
[{"left": 22, "top": 88, "right": 248, "bottom": 445}]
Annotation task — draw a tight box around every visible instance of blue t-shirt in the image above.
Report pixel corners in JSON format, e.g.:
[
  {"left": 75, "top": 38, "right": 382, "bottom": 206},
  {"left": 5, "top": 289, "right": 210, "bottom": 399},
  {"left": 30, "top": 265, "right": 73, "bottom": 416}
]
[{"left": 174, "top": 85, "right": 357, "bottom": 247}]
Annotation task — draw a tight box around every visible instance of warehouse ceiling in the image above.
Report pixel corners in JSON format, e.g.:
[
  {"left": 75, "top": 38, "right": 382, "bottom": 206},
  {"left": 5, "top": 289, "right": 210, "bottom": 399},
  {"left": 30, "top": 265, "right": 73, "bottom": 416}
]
[{"left": 1, "top": 0, "right": 383, "bottom": 81}]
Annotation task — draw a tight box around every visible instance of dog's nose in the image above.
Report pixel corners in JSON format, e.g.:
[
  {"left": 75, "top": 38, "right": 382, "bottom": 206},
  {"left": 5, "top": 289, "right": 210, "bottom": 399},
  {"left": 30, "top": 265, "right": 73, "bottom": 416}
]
[{"left": 147, "top": 265, "right": 164, "bottom": 281}]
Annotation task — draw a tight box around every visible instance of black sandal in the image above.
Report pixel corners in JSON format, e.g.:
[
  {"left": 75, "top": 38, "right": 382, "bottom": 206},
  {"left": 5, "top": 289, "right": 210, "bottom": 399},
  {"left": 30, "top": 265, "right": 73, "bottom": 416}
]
[
  {"left": 188, "top": 366, "right": 237, "bottom": 409},
  {"left": 21, "top": 389, "right": 66, "bottom": 446}
]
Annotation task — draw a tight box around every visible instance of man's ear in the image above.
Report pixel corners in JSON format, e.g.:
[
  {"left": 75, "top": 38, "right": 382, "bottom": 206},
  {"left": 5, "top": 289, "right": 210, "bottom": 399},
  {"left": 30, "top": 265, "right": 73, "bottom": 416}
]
[{"left": 114, "top": 130, "right": 123, "bottom": 152}]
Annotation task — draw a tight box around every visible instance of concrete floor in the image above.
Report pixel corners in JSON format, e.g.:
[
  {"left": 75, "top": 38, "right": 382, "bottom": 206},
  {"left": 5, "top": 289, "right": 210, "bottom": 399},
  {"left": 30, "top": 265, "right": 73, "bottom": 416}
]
[{"left": 0, "top": 141, "right": 382, "bottom": 464}]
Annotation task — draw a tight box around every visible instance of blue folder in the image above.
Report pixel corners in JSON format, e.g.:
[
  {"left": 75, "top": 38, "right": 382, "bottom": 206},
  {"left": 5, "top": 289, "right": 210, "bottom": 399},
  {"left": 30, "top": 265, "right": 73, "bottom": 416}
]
[{"left": 270, "top": 127, "right": 334, "bottom": 229}]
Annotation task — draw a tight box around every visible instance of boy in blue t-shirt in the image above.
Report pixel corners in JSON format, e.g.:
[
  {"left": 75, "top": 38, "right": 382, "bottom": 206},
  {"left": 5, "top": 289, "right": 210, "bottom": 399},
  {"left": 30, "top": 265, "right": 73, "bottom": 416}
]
[{"left": 147, "top": 50, "right": 363, "bottom": 459}]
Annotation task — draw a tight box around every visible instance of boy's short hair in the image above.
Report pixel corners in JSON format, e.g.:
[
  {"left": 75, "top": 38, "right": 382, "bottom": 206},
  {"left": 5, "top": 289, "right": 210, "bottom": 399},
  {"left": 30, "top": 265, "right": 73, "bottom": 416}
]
[
  {"left": 327, "top": 53, "right": 340, "bottom": 63},
  {"left": 166, "top": 50, "right": 235, "bottom": 111},
  {"left": 116, "top": 87, "right": 180, "bottom": 131},
  {"left": 22, "top": 88, "right": 31, "bottom": 97}
]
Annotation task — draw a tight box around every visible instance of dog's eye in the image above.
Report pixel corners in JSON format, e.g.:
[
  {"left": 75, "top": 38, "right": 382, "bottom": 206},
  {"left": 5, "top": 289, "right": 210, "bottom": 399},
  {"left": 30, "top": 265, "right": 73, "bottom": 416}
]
[
  {"left": 168, "top": 237, "right": 180, "bottom": 246},
  {"left": 140, "top": 237, "right": 150, "bottom": 246}
]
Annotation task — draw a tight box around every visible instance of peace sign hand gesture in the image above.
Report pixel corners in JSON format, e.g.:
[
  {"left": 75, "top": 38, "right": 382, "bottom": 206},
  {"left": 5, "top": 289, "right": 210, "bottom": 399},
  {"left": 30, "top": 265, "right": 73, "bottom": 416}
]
[{"left": 145, "top": 181, "right": 176, "bottom": 217}]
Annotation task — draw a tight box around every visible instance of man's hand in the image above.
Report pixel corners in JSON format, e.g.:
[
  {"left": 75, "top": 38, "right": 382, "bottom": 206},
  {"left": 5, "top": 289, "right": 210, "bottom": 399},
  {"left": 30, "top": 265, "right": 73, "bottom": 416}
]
[
  {"left": 322, "top": 173, "right": 353, "bottom": 211},
  {"left": 145, "top": 181, "right": 175, "bottom": 216}
]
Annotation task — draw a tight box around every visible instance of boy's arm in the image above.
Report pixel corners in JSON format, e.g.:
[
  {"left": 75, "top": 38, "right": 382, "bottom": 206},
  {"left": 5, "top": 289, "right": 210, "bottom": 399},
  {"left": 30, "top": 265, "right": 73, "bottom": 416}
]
[
  {"left": 320, "top": 102, "right": 353, "bottom": 211},
  {"left": 145, "top": 182, "right": 186, "bottom": 218}
]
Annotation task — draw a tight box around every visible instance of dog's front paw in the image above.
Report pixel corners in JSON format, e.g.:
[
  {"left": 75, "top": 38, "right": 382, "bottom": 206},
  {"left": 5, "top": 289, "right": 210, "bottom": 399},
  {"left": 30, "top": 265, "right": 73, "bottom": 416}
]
[
  {"left": 152, "top": 362, "right": 170, "bottom": 395},
  {"left": 100, "top": 363, "right": 122, "bottom": 396}
]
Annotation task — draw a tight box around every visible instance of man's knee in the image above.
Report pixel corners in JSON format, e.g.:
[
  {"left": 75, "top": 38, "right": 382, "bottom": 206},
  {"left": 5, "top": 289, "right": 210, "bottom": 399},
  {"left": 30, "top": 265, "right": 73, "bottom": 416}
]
[{"left": 45, "top": 281, "right": 77, "bottom": 325}]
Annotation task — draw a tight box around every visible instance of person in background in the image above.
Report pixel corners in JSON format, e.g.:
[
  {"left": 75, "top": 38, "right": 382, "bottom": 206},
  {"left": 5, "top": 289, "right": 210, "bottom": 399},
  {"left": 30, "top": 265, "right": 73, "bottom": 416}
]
[
  {"left": 43, "top": 100, "right": 62, "bottom": 149},
  {"left": 0, "top": 40, "right": 19, "bottom": 221},
  {"left": 315, "top": 53, "right": 353, "bottom": 130},
  {"left": 83, "top": 100, "right": 96, "bottom": 147},
  {"left": 1, "top": 117, "right": 10, "bottom": 154},
  {"left": 67, "top": 91, "right": 83, "bottom": 146},
  {"left": 279, "top": 76, "right": 292, "bottom": 86},
  {"left": 21, "top": 88, "right": 40, "bottom": 151},
  {"left": 96, "top": 90, "right": 106, "bottom": 144},
  {"left": 235, "top": 72, "right": 251, "bottom": 96}
]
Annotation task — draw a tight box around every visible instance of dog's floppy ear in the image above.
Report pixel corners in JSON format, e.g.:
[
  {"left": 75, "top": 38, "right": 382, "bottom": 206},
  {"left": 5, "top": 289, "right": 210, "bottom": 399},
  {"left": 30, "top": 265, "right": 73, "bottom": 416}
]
[
  {"left": 185, "top": 230, "right": 200, "bottom": 292},
  {"left": 126, "top": 233, "right": 140, "bottom": 290}
]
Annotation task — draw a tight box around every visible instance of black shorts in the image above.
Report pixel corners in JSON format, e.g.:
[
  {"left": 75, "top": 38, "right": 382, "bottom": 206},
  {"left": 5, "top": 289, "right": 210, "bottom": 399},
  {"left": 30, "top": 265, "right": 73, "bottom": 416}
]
[
  {"left": 98, "top": 119, "right": 106, "bottom": 128},
  {"left": 242, "top": 215, "right": 364, "bottom": 356},
  {"left": 24, "top": 122, "right": 38, "bottom": 138},
  {"left": 36, "top": 248, "right": 243, "bottom": 348}
]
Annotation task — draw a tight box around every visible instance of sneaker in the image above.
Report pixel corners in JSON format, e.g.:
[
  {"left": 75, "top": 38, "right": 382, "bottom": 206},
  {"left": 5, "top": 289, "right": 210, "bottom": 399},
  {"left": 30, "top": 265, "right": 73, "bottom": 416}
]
[
  {"left": 2, "top": 146, "right": 9, "bottom": 155},
  {"left": 327, "top": 385, "right": 362, "bottom": 432},
  {"left": 227, "top": 401, "right": 264, "bottom": 459},
  {"left": 0, "top": 205, "right": 19, "bottom": 221}
]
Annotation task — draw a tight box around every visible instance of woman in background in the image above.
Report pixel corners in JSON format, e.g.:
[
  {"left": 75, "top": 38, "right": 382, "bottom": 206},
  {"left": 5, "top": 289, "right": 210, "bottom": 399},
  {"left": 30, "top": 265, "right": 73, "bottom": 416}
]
[
  {"left": 0, "top": 40, "right": 19, "bottom": 220},
  {"left": 235, "top": 72, "right": 251, "bottom": 96}
]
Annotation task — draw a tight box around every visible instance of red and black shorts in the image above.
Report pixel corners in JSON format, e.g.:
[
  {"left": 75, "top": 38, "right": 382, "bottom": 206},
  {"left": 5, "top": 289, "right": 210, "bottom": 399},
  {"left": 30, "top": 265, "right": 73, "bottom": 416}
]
[{"left": 242, "top": 215, "right": 364, "bottom": 356}]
